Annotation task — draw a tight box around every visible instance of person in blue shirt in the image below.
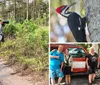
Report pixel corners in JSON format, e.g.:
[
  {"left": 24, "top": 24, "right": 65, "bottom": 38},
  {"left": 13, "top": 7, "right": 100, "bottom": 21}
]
[{"left": 50, "top": 45, "right": 64, "bottom": 85}]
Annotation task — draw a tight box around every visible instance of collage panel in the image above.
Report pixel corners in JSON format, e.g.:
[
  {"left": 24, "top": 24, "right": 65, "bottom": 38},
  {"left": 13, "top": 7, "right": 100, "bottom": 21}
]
[
  {"left": 50, "top": 0, "right": 100, "bottom": 42},
  {"left": 0, "top": 0, "right": 49, "bottom": 85},
  {"left": 50, "top": 0, "right": 100, "bottom": 85},
  {"left": 49, "top": 43, "right": 100, "bottom": 85},
  {"left": 1, "top": 0, "right": 100, "bottom": 85}
]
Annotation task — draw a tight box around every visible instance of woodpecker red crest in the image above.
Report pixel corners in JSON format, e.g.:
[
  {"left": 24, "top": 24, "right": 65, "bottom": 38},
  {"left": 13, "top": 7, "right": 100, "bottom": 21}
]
[{"left": 56, "top": 5, "right": 69, "bottom": 14}]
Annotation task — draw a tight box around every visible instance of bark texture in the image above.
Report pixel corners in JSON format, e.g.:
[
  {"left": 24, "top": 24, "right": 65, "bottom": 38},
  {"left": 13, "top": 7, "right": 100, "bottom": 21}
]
[{"left": 83, "top": 0, "right": 100, "bottom": 42}]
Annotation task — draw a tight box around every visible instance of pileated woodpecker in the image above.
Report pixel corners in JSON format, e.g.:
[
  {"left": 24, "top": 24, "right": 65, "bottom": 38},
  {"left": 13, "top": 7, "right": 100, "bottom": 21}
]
[{"left": 56, "top": 2, "right": 87, "bottom": 42}]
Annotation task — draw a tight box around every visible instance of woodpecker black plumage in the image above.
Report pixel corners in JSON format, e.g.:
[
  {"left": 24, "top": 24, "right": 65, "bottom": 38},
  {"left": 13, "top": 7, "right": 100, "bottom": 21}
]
[{"left": 56, "top": 3, "right": 87, "bottom": 42}]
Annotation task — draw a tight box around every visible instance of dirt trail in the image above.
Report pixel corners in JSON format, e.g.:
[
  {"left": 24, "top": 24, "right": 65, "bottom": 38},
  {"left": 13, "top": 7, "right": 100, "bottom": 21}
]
[{"left": 0, "top": 59, "right": 34, "bottom": 85}]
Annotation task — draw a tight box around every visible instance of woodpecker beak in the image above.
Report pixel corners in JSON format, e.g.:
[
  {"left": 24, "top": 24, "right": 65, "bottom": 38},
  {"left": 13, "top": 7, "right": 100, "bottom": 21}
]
[{"left": 56, "top": 6, "right": 65, "bottom": 14}]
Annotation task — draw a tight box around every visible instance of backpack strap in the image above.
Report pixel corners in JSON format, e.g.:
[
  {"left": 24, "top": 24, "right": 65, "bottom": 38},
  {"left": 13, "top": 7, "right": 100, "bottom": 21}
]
[
  {"left": 66, "top": 55, "right": 71, "bottom": 65},
  {"left": 67, "top": 55, "right": 70, "bottom": 61}
]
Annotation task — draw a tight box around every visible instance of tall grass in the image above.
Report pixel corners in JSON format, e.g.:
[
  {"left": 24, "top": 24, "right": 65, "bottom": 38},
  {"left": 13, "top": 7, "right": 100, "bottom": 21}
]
[{"left": 0, "top": 20, "right": 49, "bottom": 72}]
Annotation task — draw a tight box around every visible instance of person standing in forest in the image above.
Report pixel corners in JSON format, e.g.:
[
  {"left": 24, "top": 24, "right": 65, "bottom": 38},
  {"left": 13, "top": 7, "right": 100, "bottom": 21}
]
[
  {"left": 86, "top": 47, "right": 99, "bottom": 85},
  {"left": 0, "top": 19, "right": 4, "bottom": 42},
  {"left": 50, "top": 45, "right": 64, "bottom": 85}
]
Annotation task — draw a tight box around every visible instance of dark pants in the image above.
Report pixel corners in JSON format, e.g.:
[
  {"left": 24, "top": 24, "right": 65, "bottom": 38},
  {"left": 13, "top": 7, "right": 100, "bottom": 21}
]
[
  {"left": 0, "top": 34, "right": 4, "bottom": 42},
  {"left": 63, "top": 66, "right": 71, "bottom": 75}
]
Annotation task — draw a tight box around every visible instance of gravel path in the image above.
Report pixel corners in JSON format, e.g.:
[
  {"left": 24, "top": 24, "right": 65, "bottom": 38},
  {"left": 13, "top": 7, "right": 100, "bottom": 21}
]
[{"left": 0, "top": 59, "right": 33, "bottom": 85}]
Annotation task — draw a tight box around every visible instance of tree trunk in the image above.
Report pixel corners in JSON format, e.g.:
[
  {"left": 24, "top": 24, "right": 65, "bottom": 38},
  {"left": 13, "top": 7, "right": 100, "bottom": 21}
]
[
  {"left": 14, "top": 0, "right": 16, "bottom": 20},
  {"left": 33, "top": 0, "right": 36, "bottom": 20},
  {"left": 83, "top": 0, "right": 100, "bottom": 42},
  {"left": 26, "top": 0, "right": 29, "bottom": 20}
]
